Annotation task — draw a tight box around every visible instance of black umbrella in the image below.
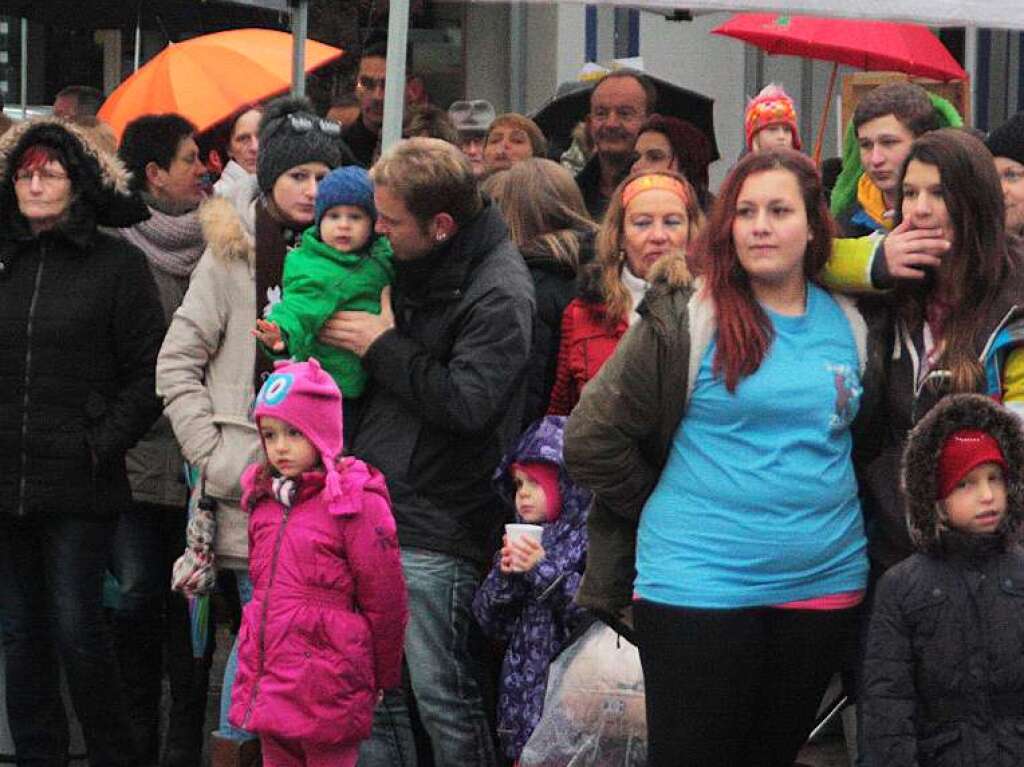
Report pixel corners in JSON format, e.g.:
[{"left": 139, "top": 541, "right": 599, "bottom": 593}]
[{"left": 531, "top": 74, "right": 720, "bottom": 162}]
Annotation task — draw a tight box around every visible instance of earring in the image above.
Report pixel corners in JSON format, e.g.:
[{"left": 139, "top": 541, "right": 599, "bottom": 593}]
[{"left": 436, "top": 233, "right": 447, "bottom": 242}]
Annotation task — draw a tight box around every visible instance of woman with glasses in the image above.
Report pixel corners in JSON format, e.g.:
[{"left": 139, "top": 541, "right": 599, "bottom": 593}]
[
  {"left": 0, "top": 118, "right": 165, "bottom": 765},
  {"left": 157, "top": 96, "right": 344, "bottom": 764},
  {"left": 630, "top": 114, "right": 715, "bottom": 212},
  {"left": 986, "top": 111, "right": 1024, "bottom": 238}
]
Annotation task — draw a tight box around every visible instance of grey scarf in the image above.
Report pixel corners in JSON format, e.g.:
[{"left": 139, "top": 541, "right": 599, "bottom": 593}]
[{"left": 120, "top": 202, "right": 205, "bottom": 278}]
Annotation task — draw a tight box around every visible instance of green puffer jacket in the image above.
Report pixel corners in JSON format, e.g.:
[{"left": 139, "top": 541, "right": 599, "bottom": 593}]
[{"left": 267, "top": 229, "right": 394, "bottom": 399}]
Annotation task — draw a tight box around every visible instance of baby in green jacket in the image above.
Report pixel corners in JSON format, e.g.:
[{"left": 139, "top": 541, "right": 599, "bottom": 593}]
[{"left": 253, "top": 165, "right": 394, "bottom": 428}]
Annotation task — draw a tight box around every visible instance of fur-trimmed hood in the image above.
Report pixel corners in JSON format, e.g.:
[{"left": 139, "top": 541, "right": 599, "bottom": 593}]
[
  {"left": 198, "top": 192, "right": 255, "bottom": 266},
  {"left": 902, "top": 393, "right": 1024, "bottom": 554},
  {"left": 0, "top": 117, "right": 148, "bottom": 229}
]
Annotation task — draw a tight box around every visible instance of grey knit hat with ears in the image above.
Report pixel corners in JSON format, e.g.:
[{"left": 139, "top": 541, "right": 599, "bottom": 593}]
[
  {"left": 257, "top": 96, "right": 343, "bottom": 193},
  {"left": 986, "top": 111, "right": 1024, "bottom": 167}
]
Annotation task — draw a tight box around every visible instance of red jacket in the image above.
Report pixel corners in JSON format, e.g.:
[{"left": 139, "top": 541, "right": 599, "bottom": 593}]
[
  {"left": 546, "top": 298, "right": 628, "bottom": 416},
  {"left": 230, "top": 458, "right": 408, "bottom": 746}
]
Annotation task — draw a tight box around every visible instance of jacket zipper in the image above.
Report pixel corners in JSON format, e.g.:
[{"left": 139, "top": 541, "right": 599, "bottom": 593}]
[
  {"left": 241, "top": 502, "right": 292, "bottom": 728},
  {"left": 16, "top": 242, "right": 47, "bottom": 517}
]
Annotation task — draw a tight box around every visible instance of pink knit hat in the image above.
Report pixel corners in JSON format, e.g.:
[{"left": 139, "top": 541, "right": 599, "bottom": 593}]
[
  {"left": 745, "top": 83, "right": 802, "bottom": 151},
  {"left": 253, "top": 358, "right": 345, "bottom": 506}
]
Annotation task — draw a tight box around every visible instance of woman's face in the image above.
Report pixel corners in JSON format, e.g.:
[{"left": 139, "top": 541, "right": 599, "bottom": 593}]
[
  {"left": 483, "top": 123, "right": 534, "bottom": 173},
  {"left": 901, "top": 159, "right": 953, "bottom": 244},
  {"left": 995, "top": 156, "right": 1024, "bottom": 236},
  {"left": 621, "top": 188, "right": 690, "bottom": 280},
  {"left": 732, "top": 168, "right": 811, "bottom": 290},
  {"left": 15, "top": 159, "right": 72, "bottom": 233},
  {"left": 631, "top": 131, "right": 676, "bottom": 175},
  {"left": 271, "top": 162, "right": 330, "bottom": 226},
  {"left": 228, "top": 109, "right": 261, "bottom": 174}
]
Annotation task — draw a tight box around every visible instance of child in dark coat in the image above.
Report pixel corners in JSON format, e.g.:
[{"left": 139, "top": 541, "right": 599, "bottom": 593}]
[
  {"left": 472, "top": 415, "right": 592, "bottom": 762},
  {"left": 860, "top": 393, "right": 1024, "bottom": 767}
]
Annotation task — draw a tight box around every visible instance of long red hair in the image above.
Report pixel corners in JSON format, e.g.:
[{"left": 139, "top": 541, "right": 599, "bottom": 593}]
[{"left": 689, "top": 149, "right": 835, "bottom": 392}]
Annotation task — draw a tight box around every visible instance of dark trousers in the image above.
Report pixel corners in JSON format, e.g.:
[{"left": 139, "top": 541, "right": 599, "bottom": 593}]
[
  {"left": 0, "top": 513, "right": 137, "bottom": 767},
  {"left": 634, "top": 598, "right": 861, "bottom": 767}
]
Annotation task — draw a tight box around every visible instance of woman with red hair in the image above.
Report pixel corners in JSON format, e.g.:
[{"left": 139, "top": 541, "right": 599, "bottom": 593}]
[{"left": 564, "top": 148, "right": 873, "bottom": 766}]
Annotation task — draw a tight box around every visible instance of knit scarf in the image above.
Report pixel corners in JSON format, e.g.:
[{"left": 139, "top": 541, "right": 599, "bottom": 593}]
[{"left": 120, "top": 203, "right": 205, "bottom": 277}]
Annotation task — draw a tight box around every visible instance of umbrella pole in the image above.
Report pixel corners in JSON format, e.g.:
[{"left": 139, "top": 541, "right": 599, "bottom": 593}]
[
  {"left": 380, "top": 0, "right": 409, "bottom": 153},
  {"left": 290, "top": 0, "right": 309, "bottom": 97},
  {"left": 813, "top": 62, "right": 839, "bottom": 166}
]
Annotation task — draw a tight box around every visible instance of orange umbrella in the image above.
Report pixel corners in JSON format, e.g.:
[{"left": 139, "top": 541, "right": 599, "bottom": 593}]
[{"left": 98, "top": 28, "right": 343, "bottom": 140}]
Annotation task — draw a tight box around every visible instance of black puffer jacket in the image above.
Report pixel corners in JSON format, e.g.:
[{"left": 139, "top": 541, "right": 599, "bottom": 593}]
[
  {"left": 861, "top": 394, "right": 1024, "bottom": 767},
  {"left": 350, "top": 202, "right": 535, "bottom": 565},
  {"left": 0, "top": 119, "right": 164, "bottom": 518}
]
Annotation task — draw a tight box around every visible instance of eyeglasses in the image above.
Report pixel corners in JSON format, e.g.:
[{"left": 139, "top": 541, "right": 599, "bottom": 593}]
[
  {"left": 14, "top": 168, "right": 69, "bottom": 184},
  {"left": 590, "top": 106, "right": 643, "bottom": 124},
  {"left": 999, "top": 168, "right": 1024, "bottom": 184},
  {"left": 264, "top": 112, "right": 342, "bottom": 144},
  {"left": 356, "top": 75, "right": 386, "bottom": 93}
]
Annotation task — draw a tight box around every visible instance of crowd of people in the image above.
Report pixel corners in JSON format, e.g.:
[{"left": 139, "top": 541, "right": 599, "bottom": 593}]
[{"left": 3, "top": 40, "right": 1024, "bottom": 767}]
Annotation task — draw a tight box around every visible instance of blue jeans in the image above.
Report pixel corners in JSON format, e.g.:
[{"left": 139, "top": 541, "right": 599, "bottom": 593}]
[
  {"left": 358, "top": 547, "right": 496, "bottom": 767},
  {"left": 0, "top": 513, "right": 137, "bottom": 767},
  {"left": 217, "top": 570, "right": 255, "bottom": 741}
]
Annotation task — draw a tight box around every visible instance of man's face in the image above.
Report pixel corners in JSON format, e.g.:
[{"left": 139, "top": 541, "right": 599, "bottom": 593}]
[
  {"left": 857, "top": 114, "right": 916, "bottom": 198},
  {"left": 52, "top": 94, "right": 78, "bottom": 120},
  {"left": 374, "top": 184, "right": 436, "bottom": 261},
  {"left": 588, "top": 77, "right": 648, "bottom": 164},
  {"left": 355, "top": 56, "right": 387, "bottom": 133},
  {"left": 459, "top": 134, "right": 487, "bottom": 178}
]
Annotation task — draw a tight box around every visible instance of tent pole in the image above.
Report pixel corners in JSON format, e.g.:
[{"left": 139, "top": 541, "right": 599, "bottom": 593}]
[
  {"left": 381, "top": 0, "right": 409, "bottom": 153},
  {"left": 813, "top": 61, "right": 838, "bottom": 166},
  {"left": 20, "top": 17, "right": 27, "bottom": 118},
  {"left": 290, "top": 0, "right": 308, "bottom": 97}
]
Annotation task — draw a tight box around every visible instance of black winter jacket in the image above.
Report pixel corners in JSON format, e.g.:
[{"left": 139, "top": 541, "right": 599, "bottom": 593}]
[
  {"left": 0, "top": 215, "right": 165, "bottom": 518},
  {"left": 861, "top": 394, "right": 1024, "bottom": 767},
  {"left": 350, "top": 203, "right": 535, "bottom": 565}
]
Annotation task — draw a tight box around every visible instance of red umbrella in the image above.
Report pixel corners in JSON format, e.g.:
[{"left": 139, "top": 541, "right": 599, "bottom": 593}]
[{"left": 712, "top": 13, "right": 967, "bottom": 161}]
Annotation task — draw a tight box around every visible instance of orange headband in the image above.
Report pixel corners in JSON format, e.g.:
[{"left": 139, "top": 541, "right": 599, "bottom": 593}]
[{"left": 621, "top": 174, "right": 689, "bottom": 208}]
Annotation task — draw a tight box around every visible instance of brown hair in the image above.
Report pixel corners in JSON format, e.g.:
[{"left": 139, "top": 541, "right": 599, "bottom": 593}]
[
  {"left": 591, "top": 69, "right": 658, "bottom": 114},
  {"left": 485, "top": 113, "right": 548, "bottom": 158},
  {"left": 893, "top": 128, "right": 1012, "bottom": 393},
  {"left": 370, "top": 137, "right": 483, "bottom": 227},
  {"left": 853, "top": 82, "right": 939, "bottom": 137},
  {"left": 595, "top": 168, "right": 704, "bottom": 329},
  {"left": 403, "top": 104, "right": 461, "bottom": 146},
  {"left": 487, "top": 157, "right": 596, "bottom": 270},
  {"left": 691, "top": 149, "right": 835, "bottom": 392}
]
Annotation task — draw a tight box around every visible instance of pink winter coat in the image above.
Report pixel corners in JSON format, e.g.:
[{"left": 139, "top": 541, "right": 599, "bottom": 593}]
[{"left": 228, "top": 457, "right": 408, "bottom": 745}]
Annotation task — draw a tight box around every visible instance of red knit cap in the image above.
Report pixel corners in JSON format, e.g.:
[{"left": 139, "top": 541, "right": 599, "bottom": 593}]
[
  {"left": 510, "top": 461, "right": 562, "bottom": 523},
  {"left": 744, "top": 83, "right": 802, "bottom": 151},
  {"left": 937, "top": 429, "right": 1008, "bottom": 499}
]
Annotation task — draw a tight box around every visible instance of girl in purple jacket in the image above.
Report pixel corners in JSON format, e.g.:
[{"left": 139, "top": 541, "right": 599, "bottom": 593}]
[
  {"left": 228, "top": 358, "right": 408, "bottom": 766},
  {"left": 473, "top": 416, "right": 593, "bottom": 762}
]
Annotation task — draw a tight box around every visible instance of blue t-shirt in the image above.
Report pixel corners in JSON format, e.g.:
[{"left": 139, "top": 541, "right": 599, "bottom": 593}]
[{"left": 635, "top": 284, "right": 869, "bottom": 609}]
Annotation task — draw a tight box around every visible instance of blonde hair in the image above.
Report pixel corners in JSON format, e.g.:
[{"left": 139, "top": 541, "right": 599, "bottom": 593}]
[
  {"left": 487, "top": 157, "right": 596, "bottom": 270},
  {"left": 595, "top": 169, "right": 704, "bottom": 328},
  {"left": 371, "top": 137, "right": 482, "bottom": 226}
]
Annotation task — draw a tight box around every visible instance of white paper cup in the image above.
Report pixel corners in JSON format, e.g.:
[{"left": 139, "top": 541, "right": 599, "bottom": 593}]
[{"left": 505, "top": 523, "right": 543, "bottom": 545}]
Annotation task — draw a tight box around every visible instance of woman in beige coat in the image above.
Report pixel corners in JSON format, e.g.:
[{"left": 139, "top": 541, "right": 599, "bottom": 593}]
[{"left": 156, "top": 96, "right": 341, "bottom": 763}]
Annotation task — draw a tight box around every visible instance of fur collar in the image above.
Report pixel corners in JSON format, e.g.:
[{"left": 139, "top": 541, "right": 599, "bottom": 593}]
[{"left": 199, "top": 196, "right": 254, "bottom": 265}]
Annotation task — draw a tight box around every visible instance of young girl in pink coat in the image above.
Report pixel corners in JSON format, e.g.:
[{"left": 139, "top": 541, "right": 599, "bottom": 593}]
[{"left": 228, "top": 358, "right": 408, "bottom": 766}]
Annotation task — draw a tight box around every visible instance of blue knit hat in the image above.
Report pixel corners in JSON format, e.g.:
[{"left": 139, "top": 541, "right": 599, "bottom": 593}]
[{"left": 315, "top": 166, "right": 376, "bottom": 229}]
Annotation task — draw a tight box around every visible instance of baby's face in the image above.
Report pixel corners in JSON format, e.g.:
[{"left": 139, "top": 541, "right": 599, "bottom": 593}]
[{"left": 320, "top": 204, "right": 373, "bottom": 253}]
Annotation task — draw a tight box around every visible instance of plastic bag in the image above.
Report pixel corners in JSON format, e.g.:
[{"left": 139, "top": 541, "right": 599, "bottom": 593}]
[{"left": 519, "top": 621, "right": 647, "bottom": 766}]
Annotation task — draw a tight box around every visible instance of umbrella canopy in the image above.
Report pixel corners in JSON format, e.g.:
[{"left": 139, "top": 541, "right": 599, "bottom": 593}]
[
  {"left": 531, "top": 75, "right": 720, "bottom": 163},
  {"left": 98, "top": 28, "right": 342, "bottom": 139},
  {"left": 712, "top": 14, "right": 966, "bottom": 82},
  {"left": 0, "top": 0, "right": 283, "bottom": 32}
]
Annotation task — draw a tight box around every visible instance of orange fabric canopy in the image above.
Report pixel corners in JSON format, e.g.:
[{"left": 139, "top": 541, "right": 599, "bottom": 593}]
[{"left": 98, "top": 28, "right": 343, "bottom": 140}]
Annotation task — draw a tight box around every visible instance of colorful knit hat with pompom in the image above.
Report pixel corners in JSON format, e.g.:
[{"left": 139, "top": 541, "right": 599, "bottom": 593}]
[{"left": 745, "top": 83, "right": 801, "bottom": 151}]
